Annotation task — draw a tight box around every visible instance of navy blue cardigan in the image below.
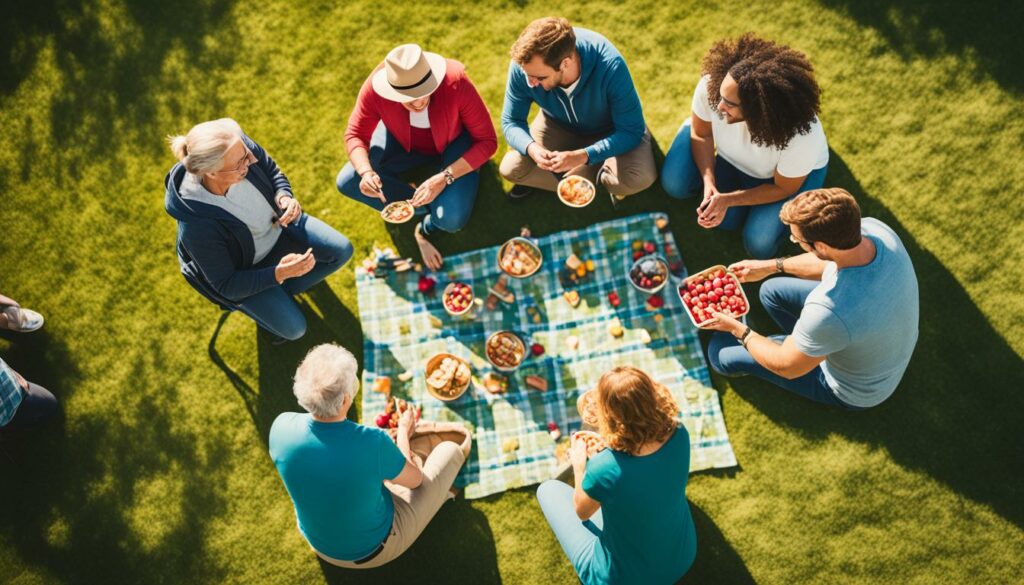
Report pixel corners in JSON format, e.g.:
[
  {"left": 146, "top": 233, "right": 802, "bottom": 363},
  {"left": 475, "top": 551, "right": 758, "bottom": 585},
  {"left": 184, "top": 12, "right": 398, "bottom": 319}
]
[{"left": 164, "top": 135, "right": 294, "bottom": 310}]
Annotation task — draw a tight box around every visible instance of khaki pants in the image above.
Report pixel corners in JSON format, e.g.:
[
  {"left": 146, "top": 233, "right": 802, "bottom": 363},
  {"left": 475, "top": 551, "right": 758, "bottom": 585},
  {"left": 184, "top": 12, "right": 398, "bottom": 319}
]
[
  {"left": 499, "top": 111, "right": 657, "bottom": 198},
  {"left": 316, "top": 422, "right": 471, "bottom": 569}
]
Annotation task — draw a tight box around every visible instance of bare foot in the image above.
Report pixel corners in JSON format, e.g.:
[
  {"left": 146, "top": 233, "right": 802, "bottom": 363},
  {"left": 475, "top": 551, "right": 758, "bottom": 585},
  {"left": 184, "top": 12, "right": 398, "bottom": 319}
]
[{"left": 415, "top": 223, "right": 444, "bottom": 271}]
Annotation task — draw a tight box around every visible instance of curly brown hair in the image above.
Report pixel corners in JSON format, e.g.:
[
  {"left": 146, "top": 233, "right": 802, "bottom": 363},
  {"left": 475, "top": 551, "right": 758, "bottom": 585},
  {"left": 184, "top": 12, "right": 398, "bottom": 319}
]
[
  {"left": 596, "top": 367, "right": 679, "bottom": 455},
  {"left": 702, "top": 33, "right": 821, "bottom": 149}
]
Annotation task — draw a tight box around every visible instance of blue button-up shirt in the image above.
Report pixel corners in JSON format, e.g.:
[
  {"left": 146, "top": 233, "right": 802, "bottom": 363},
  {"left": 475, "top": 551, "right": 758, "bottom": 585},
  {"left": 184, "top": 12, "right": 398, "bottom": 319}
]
[{"left": 0, "top": 358, "right": 24, "bottom": 426}]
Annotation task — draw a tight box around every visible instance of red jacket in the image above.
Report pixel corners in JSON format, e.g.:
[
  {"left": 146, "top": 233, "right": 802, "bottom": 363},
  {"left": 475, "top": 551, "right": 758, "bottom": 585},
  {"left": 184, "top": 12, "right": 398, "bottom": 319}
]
[{"left": 344, "top": 60, "right": 497, "bottom": 170}]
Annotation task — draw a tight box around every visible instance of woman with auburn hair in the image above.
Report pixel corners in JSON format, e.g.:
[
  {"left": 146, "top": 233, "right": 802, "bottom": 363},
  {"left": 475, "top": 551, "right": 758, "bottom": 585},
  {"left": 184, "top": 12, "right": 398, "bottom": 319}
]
[{"left": 536, "top": 367, "right": 697, "bottom": 584}]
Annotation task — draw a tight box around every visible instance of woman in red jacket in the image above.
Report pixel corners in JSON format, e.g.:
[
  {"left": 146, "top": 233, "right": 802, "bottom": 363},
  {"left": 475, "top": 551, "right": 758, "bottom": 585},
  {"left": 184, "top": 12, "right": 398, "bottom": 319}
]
[{"left": 336, "top": 44, "right": 497, "bottom": 270}]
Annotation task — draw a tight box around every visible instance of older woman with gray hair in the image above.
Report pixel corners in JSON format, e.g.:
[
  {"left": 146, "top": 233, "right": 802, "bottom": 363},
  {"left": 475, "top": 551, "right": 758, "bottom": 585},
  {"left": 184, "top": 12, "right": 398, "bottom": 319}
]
[
  {"left": 269, "top": 343, "right": 470, "bottom": 568},
  {"left": 164, "top": 118, "right": 352, "bottom": 342}
]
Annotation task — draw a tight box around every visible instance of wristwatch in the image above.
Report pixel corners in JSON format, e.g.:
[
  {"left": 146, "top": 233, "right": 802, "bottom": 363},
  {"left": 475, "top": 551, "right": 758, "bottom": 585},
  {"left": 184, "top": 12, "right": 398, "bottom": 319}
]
[
  {"left": 775, "top": 257, "right": 786, "bottom": 274},
  {"left": 738, "top": 326, "right": 754, "bottom": 347},
  {"left": 443, "top": 167, "right": 455, "bottom": 185}
]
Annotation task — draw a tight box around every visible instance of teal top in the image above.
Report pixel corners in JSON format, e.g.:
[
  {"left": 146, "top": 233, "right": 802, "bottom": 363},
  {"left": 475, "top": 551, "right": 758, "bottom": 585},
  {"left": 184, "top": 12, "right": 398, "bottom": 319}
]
[
  {"left": 580, "top": 426, "right": 697, "bottom": 584},
  {"left": 269, "top": 414, "right": 407, "bottom": 560}
]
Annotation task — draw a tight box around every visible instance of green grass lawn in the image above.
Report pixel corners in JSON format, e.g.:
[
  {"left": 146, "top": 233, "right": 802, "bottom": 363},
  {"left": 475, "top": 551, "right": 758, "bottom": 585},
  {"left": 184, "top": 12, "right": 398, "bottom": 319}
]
[{"left": 1, "top": 0, "right": 1022, "bottom": 583}]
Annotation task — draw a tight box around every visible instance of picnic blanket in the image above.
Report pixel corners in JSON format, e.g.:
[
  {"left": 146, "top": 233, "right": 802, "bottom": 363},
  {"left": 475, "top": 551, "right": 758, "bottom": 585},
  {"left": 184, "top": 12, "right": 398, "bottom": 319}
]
[{"left": 356, "top": 212, "right": 737, "bottom": 498}]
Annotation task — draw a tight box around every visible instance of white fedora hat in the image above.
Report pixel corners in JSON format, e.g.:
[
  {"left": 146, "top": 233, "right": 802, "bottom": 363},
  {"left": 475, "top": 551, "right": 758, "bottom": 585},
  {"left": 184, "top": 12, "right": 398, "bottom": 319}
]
[{"left": 371, "top": 44, "right": 447, "bottom": 103}]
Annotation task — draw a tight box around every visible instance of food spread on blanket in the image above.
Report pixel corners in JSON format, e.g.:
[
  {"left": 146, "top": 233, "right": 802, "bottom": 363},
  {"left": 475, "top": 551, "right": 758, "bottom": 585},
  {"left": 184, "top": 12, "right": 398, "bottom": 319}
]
[
  {"left": 381, "top": 200, "right": 415, "bottom": 224},
  {"left": 486, "top": 331, "right": 526, "bottom": 370},
  {"left": 572, "top": 430, "right": 608, "bottom": 457},
  {"left": 426, "top": 355, "right": 471, "bottom": 400},
  {"left": 499, "top": 238, "right": 542, "bottom": 277},
  {"left": 679, "top": 266, "right": 749, "bottom": 327},
  {"left": 557, "top": 176, "right": 596, "bottom": 207}
]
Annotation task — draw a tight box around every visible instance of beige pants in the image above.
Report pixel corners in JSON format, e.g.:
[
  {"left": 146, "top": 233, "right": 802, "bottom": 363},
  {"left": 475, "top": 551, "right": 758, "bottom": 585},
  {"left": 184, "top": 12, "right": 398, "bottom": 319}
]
[
  {"left": 316, "top": 422, "right": 471, "bottom": 569},
  {"left": 499, "top": 111, "right": 657, "bottom": 198}
]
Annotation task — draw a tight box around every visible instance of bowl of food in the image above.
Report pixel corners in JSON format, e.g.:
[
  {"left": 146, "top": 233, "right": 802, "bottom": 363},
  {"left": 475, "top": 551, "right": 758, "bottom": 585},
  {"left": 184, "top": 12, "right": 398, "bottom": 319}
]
[
  {"left": 576, "top": 389, "right": 600, "bottom": 428},
  {"left": 485, "top": 330, "right": 527, "bottom": 372},
  {"left": 381, "top": 200, "right": 415, "bottom": 224},
  {"left": 677, "top": 265, "right": 750, "bottom": 328},
  {"left": 628, "top": 254, "right": 669, "bottom": 294},
  {"left": 424, "top": 353, "right": 472, "bottom": 401},
  {"left": 557, "top": 176, "right": 596, "bottom": 208},
  {"left": 571, "top": 430, "right": 608, "bottom": 457},
  {"left": 498, "top": 237, "right": 543, "bottom": 278},
  {"left": 442, "top": 282, "right": 474, "bottom": 316}
]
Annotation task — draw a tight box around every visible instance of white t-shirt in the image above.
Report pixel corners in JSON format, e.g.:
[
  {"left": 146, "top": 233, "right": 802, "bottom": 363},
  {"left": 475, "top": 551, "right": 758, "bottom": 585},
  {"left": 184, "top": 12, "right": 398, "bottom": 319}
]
[
  {"left": 561, "top": 78, "right": 580, "bottom": 96},
  {"left": 691, "top": 76, "right": 829, "bottom": 179},
  {"left": 409, "top": 108, "right": 430, "bottom": 128},
  {"left": 179, "top": 173, "right": 282, "bottom": 264}
]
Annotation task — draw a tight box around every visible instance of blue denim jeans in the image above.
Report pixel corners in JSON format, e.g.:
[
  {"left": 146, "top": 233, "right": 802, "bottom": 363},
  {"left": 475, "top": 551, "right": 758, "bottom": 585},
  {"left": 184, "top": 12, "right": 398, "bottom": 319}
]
[
  {"left": 236, "top": 214, "right": 353, "bottom": 340},
  {"left": 706, "top": 277, "right": 863, "bottom": 410},
  {"left": 536, "top": 480, "right": 605, "bottom": 579},
  {"left": 335, "top": 123, "right": 478, "bottom": 236},
  {"left": 661, "top": 118, "right": 828, "bottom": 259},
  {"left": 3, "top": 381, "right": 59, "bottom": 432}
]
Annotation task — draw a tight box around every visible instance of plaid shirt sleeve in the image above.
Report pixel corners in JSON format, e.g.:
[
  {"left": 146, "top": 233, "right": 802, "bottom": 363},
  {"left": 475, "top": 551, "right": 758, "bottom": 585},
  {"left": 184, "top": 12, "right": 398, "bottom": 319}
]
[{"left": 0, "top": 358, "right": 24, "bottom": 427}]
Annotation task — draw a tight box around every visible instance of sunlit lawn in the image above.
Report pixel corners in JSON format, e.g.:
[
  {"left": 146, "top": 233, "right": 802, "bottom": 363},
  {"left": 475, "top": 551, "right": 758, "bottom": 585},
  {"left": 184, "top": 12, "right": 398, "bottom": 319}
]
[{"left": 1, "top": 0, "right": 1021, "bottom": 583}]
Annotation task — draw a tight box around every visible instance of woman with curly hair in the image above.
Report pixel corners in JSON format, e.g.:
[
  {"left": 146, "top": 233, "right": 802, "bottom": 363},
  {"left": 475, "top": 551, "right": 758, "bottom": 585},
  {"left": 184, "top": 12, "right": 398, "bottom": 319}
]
[
  {"left": 536, "top": 367, "right": 696, "bottom": 584},
  {"left": 662, "top": 33, "right": 829, "bottom": 259}
]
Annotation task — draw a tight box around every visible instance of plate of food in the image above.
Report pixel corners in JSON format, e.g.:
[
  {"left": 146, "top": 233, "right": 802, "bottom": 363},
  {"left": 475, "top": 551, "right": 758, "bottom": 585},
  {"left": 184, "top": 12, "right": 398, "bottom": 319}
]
[
  {"left": 572, "top": 430, "right": 608, "bottom": 457},
  {"left": 629, "top": 254, "right": 669, "bottom": 294},
  {"left": 576, "top": 389, "right": 600, "bottom": 427},
  {"left": 442, "top": 282, "right": 474, "bottom": 316},
  {"left": 424, "top": 353, "right": 472, "bottom": 401},
  {"left": 498, "top": 237, "right": 543, "bottom": 278},
  {"left": 485, "top": 330, "right": 526, "bottom": 372},
  {"left": 381, "top": 200, "right": 415, "bottom": 224},
  {"left": 678, "top": 265, "right": 749, "bottom": 328},
  {"left": 557, "top": 175, "right": 596, "bottom": 208}
]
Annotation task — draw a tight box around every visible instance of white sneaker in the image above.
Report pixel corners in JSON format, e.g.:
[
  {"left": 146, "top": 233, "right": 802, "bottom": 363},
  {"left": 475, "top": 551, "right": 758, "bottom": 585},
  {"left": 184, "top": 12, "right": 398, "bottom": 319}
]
[{"left": 4, "top": 307, "right": 44, "bottom": 332}]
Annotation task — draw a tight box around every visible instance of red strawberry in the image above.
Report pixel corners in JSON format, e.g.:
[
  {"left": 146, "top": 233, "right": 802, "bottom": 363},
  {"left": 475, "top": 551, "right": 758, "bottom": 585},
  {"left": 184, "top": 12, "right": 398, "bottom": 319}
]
[
  {"left": 418, "top": 276, "right": 436, "bottom": 294},
  {"left": 643, "top": 242, "right": 656, "bottom": 254},
  {"left": 531, "top": 343, "right": 545, "bottom": 357},
  {"left": 647, "top": 294, "right": 664, "bottom": 308},
  {"left": 608, "top": 292, "right": 621, "bottom": 307},
  {"left": 547, "top": 421, "right": 559, "bottom": 431}
]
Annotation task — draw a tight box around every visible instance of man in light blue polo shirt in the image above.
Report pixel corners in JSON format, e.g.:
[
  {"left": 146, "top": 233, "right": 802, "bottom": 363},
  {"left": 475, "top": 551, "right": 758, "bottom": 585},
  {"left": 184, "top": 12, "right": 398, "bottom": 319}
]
[{"left": 703, "top": 188, "right": 919, "bottom": 409}]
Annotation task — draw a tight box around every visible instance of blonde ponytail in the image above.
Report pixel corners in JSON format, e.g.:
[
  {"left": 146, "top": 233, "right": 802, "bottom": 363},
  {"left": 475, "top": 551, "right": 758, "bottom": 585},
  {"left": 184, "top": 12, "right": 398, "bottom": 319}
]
[{"left": 166, "top": 118, "right": 243, "bottom": 174}]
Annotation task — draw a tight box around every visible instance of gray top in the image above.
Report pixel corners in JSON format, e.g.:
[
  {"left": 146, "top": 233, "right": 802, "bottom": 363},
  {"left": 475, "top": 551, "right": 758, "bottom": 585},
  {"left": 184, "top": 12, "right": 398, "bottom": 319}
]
[
  {"left": 179, "top": 173, "right": 282, "bottom": 264},
  {"left": 793, "top": 218, "right": 920, "bottom": 407}
]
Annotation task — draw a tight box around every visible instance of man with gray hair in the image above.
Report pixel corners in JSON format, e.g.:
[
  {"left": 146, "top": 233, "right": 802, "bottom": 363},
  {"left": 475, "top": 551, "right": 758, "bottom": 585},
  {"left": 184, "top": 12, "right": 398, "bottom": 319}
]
[{"left": 269, "top": 343, "right": 470, "bottom": 568}]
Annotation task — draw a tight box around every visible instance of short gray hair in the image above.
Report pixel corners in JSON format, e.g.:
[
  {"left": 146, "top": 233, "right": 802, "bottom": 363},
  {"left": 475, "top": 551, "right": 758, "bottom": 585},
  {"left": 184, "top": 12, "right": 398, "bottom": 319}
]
[
  {"left": 293, "top": 344, "right": 360, "bottom": 418},
  {"left": 167, "top": 118, "right": 243, "bottom": 175}
]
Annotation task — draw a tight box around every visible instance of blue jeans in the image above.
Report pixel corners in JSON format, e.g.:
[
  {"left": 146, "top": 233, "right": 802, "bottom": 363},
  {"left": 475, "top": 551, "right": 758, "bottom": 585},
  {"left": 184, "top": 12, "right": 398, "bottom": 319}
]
[
  {"left": 335, "top": 123, "right": 478, "bottom": 236},
  {"left": 706, "top": 277, "right": 863, "bottom": 410},
  {"left": 536, "top": 480, "right": 605, "bottom": 580},
  {"left": 4, "top": 381, "right": 59, "bottom": 432},
  {"left": 236, "top": 214, "right": 353, "bottom": 340},
  {"left": 661, "top": 118, "right": 828, "bottom": 259}
]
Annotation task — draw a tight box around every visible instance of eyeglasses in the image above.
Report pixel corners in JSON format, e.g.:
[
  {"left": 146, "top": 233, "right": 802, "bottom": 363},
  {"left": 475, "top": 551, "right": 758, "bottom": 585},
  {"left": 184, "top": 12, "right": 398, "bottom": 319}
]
[
  {"left": 217, "top": 145, "right": 256, "bottom": 174},
  {"left": 789, "top": 233, "right": 814, "bottom": 247}
]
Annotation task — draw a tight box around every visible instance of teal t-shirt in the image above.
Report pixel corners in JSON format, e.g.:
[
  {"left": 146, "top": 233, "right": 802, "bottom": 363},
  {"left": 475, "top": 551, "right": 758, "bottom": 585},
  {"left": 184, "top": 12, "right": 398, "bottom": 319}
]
[
  {"left": 268, "top": 414, "right": 407, "bottom": 560},
  {"left": 579, "top": 426, "right": 697, "bottom": 585}
]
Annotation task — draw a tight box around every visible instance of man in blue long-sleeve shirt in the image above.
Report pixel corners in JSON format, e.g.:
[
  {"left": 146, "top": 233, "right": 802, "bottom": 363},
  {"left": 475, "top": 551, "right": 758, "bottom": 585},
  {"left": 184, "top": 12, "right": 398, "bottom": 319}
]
[{"left": 499, "top": 17, "right": 656, "bottom": 203}]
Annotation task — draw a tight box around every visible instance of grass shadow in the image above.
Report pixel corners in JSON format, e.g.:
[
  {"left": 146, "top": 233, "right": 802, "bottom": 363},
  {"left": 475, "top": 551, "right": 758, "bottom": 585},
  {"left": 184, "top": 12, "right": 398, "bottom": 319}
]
[
  {"left": 818, "top": 0, "right": 1024, "bottom": 93},
  {"left": 0, "top": 333, "right": 231, "bottom": 583},
  {"left": 678, "top": 500, "right": 757, "bottom": 585},
  {"left": 717, "top": 150, "right": 1024, "bottom": 528},
  {"left": 318, "top": 500, "right": 501, "bottom": 584}
]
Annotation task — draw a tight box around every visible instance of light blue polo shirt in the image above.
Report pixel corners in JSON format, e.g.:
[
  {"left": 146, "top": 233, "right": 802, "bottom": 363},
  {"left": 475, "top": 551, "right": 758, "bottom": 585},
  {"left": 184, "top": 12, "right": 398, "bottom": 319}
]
[
  {"left": 269, "top": 414, "right": 407, "bottom": 561},
  {"left": 793, "top": 218, "right": 920, "bottom": 407}
]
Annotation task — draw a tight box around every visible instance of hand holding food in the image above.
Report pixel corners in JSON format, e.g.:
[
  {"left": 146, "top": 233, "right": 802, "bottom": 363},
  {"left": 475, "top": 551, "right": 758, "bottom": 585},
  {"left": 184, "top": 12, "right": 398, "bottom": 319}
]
[
  {"left": 274, "top": 194, "right": 302, "bottom": 227},
  {"left": 359, "top": 170, "right": 385, "bottom": 202},
  {"left": 679, "top": 267, "right": 749, "bottom": 327}
]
